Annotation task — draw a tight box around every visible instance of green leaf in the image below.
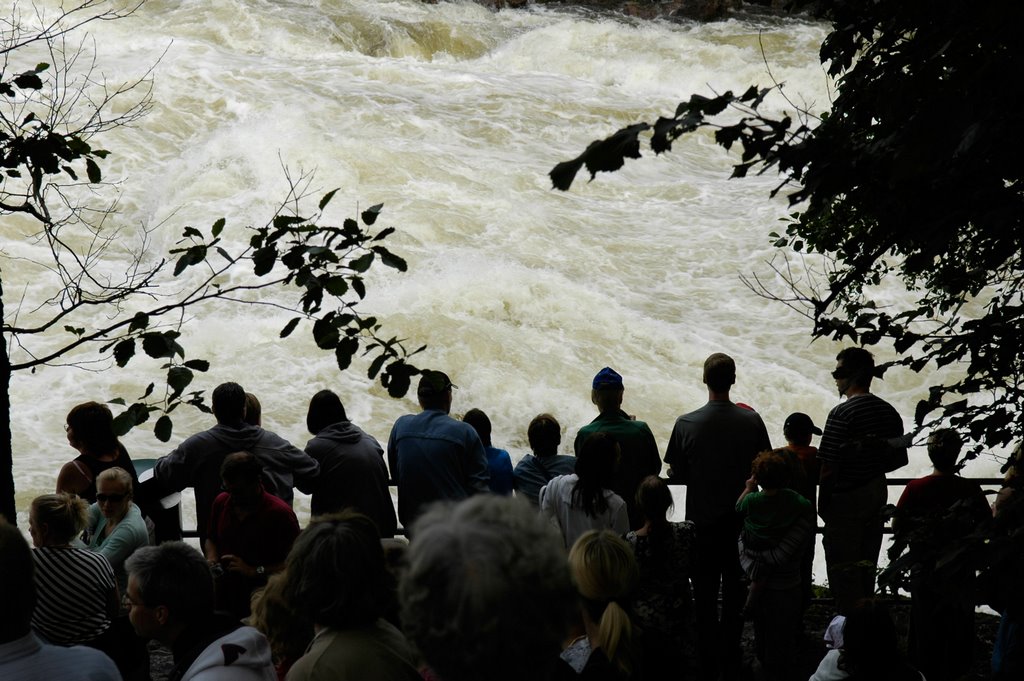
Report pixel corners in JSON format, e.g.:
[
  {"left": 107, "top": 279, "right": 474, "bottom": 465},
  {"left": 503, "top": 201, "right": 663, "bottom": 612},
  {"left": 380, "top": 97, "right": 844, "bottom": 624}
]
[
  {"left": 361, "top": 203, "right": 384, "bottom": 225},
  {"left": 352, "top": 278, "right": 366, "bottom": 299},
  {"left": 373, "top": 246, "right": 407, "bottom": 272},
  {"left": 113, "top": 339, "right": 136, "bottom": 367},
  {"left": 253, "top": 246, "right": 277, "bottom": 276},
  {"left": 313, "top": 317, "right": 340, "bottom": 350},
  {"left": 334, "top": 337, "right": 359, "bottom": 371},
  {"left": 273, "top": 215, "right": 306, "bottom": 230},
  {"left": 211, "top": 218, "right": 225, "bottom": 238},
  {"left": 112, "top": 403, "right": 151, "bottom": 436},
  {"left": 280, "top": 317, "right": 301, "bottom": 338},
  {"left": 13, "top": 71, "right": 43, "bottom": 90},
  {"left": 154, "top": 415, "right": 173, "bottom": 442},
  {"left": 349, "top": 252, "right": 374, "bottom": 273},
  {"left": 86, "top": 158, "right": 101, "bottom": 183},
  {"left": 64, "top": 325, "right": 85, "bottom": 337},
  {"left": 367, "top": 353, "right": 387, "bottom": 380},
  {"left": 141, "top": 332, "right": 182, "bottom": 359},
  {"left": 183, "top": 359, "right": 210, "bottom": 372},
  {"left": 129, "top": 312, "right": 150, "bottom": 331},
  {"left": 167, "top": 366, "right": 194, "bottom": 395},
  {"left": 324, "top": 277, "right": 348, "bottom": 296},
  {"left": 108, "top": 397, "right": 127, "bottom": 406},
  {"left": 319, "top": 189, "right": 340, "bottom": 210}
]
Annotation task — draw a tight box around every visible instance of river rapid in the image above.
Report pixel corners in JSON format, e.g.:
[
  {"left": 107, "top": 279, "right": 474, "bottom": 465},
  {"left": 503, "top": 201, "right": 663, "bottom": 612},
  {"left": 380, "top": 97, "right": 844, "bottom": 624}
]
[{"left": 4, "top": 0, "right": 998, "bottom": 560}]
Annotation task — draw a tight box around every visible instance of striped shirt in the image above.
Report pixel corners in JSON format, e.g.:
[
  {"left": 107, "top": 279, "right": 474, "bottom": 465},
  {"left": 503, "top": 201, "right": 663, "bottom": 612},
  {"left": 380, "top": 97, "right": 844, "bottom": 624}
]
[
  {"left": 817, "top": 393, "right": 904, "bottom": 490},
  {"left": 31, "top": 546, "right": 116, "bottom": 645}
]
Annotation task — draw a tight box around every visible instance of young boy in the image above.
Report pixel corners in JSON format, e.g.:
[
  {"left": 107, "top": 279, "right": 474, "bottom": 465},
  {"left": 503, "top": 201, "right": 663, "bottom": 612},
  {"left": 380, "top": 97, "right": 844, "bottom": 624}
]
[{"left": 736, "top": 449, "right": 812, "bottom": 616}]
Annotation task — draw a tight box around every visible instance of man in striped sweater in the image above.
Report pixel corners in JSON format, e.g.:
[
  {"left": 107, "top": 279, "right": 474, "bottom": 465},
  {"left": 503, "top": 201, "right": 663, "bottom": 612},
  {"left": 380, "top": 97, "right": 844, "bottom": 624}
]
[{"left": 818, "top": 347, "right": 906, "bottom": 614}]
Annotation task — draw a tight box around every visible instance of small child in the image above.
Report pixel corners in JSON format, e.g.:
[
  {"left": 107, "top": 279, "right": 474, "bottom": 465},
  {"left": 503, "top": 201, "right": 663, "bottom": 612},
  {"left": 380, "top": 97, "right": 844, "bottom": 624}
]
[{"left": 736, "top": 449, "right": 812, "bottom": 617}]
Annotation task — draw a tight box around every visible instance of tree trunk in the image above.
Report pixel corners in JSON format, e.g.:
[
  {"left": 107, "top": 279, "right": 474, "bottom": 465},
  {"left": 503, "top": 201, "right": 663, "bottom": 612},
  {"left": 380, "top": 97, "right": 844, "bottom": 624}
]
[{"left": 0, "top": 273, "right": 15, "bottom": 525}]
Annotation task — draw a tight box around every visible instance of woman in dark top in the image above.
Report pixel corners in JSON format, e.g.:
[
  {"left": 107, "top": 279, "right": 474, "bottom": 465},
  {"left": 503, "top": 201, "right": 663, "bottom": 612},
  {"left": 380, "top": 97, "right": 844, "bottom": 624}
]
[
  {"left": 56, "top": 401, "right": 138, "bottom": 503},
  {"left": 625, "top": 475, "right": 697, "bottom": 680}
]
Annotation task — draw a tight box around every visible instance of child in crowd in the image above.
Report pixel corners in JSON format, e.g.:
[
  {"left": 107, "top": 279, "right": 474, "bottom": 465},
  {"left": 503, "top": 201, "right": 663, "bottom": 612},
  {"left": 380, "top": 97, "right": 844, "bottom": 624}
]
[{"left": 736, "top": 449, "right": 812, "bottom": 617}]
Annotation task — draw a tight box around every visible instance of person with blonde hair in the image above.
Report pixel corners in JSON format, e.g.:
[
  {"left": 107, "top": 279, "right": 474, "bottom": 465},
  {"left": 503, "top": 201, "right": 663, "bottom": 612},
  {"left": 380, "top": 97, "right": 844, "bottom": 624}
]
[
  {"left": 562, "top": 529, "right": 640, "bottom": 680},
  {"left": 0, "top": 520, "right": 120, "bottom": 680},
  {"left": 85, "top": 467, "right": 149, "bottom": 593},
  {"left": 28, "top": 493, "right": 118, "bottom": 647},
  {"left": 249, "top": 572, "right": 312, "bottom": 680}
]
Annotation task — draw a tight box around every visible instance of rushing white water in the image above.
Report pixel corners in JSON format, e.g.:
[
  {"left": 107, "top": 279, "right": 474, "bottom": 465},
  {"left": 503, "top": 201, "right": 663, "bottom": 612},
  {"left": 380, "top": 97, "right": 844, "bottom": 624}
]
[{"left": 4, "top": 0, "right": 1000, "bottom": 574}]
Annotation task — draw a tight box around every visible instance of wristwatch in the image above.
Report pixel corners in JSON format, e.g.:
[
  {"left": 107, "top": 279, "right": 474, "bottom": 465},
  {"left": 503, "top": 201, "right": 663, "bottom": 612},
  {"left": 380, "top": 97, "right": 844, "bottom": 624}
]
[{"left": 256, "top": 565, "right": 266, "bottom": 577}]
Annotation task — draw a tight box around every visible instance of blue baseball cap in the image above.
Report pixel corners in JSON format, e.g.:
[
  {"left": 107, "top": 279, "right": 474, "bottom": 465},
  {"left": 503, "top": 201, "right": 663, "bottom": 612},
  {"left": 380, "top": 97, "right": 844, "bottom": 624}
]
[{"left": 592, "top": 367, "right": 624, "bottom": 390}]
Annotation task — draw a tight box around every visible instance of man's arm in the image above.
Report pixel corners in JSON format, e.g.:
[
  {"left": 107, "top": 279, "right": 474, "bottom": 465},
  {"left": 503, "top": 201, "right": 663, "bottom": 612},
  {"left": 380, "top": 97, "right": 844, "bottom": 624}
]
[
  {"left": 640, "top": 423, "right": 662, "bottom": 476},
  {"left": 152, "top": 439, "right": 196, "bottom": 494},
  {"left": 664, "top": 419, "right": 690, "bottom": 484}
]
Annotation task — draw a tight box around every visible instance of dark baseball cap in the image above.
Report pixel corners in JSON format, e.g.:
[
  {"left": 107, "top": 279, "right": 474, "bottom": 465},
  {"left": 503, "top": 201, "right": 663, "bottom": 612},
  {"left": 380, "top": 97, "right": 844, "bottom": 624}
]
[
  {"left": 417, "top": 370, "right": 457, "bottom": 396},
  {"left": 784, "top": 412, "right": 822, "bottom": 436}
]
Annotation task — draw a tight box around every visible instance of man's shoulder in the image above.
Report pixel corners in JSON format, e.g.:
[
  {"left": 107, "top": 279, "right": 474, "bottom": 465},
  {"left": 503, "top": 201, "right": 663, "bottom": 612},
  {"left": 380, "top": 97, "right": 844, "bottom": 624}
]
[{"left": 0, "top": 634, "right": 120, "bottom": 680}]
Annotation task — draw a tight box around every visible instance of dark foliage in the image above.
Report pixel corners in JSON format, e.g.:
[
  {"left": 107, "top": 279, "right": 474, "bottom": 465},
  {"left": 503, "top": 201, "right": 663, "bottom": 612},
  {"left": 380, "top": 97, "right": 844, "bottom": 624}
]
[{"left": 551, "top": 0, "right": 1024, "bottom": 461}]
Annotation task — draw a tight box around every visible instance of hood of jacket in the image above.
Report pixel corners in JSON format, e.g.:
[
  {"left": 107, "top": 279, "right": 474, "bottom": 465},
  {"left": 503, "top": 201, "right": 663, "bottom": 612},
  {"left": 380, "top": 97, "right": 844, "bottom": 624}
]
[
  {"left": 179, "top": 624, "right": 275, "bottom": 681},
  {"left": 312, "top": 420, "right": 374, "bottom": 446}
]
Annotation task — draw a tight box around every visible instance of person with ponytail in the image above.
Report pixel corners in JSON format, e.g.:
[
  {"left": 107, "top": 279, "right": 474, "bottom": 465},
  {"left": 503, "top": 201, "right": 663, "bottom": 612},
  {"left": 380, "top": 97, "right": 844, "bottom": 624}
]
[
  {"left": 28, "top": 493, "right": 118, "bottom": 647},
  {"left": 557, "top": 529, "right": 641, "bottom": 680},
  {"left": 541, "top": 432, "right": 629, "bottom": 550}
]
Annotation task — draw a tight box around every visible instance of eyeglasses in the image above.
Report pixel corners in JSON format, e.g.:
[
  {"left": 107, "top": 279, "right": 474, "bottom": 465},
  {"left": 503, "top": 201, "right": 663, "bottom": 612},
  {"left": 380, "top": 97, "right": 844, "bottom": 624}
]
[
  {"left": 831, "top": 368, "right": 851, "bottom": 379},
  {"left": 96, "top": 493, "right": 127, "bottom": 503}
]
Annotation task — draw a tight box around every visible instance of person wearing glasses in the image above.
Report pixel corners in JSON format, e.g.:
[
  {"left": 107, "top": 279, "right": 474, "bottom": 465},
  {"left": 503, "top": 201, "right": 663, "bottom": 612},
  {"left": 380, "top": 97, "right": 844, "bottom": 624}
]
[
  {"left": 85, "top": 469, "right": 151, "bottom": 681},
  {"left": 818, "top": 347, "right": 906, "bottom": 615},
  {"left": 56, "top": 401, "right": 139, "bottom": 504},
  {"left": 85, "top": 467, "right": 149, "bottom": 594}
]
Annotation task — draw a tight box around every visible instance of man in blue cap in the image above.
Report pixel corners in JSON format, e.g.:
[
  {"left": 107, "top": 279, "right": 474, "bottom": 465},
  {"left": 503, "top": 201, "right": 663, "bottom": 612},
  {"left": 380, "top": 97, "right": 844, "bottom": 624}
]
[{"left": 573, "top": 366, "right": 662, "bottom": 529}]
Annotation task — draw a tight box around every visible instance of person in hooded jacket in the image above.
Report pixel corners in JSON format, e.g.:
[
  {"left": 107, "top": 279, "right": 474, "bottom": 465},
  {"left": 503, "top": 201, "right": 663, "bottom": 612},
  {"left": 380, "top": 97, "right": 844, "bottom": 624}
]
[
  {"left": 152, "top": 382, "right": 319, "bottom": 548},
  {"left": 304, "top": 389, "right": 397, "bottom": 537}
]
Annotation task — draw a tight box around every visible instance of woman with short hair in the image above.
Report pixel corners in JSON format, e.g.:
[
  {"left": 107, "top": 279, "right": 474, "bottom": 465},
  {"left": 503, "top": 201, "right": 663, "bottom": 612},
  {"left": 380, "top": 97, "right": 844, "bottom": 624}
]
[{"left": 85, "top": 467, "right": 149, "bottom": 593}]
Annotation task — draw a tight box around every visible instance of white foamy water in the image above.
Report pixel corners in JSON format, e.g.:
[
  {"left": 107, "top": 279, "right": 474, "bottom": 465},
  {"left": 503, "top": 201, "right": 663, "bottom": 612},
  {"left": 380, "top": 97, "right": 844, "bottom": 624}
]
[{"left": 4, "top": 0, "right": 1001, "bottom": 576}]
